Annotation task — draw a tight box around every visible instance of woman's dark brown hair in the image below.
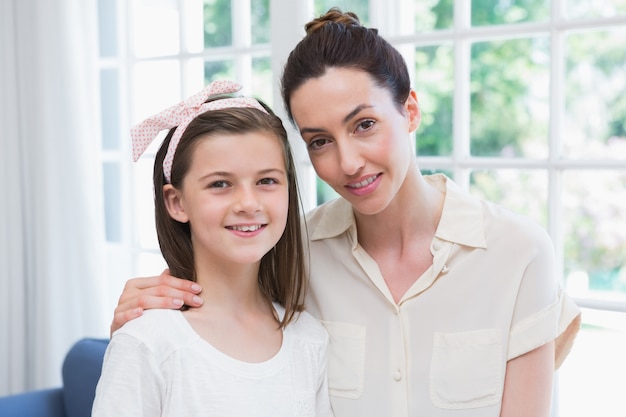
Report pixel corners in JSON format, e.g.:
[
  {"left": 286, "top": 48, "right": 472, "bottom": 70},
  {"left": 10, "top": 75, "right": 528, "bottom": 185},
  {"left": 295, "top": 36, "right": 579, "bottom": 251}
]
[
  {"left": 281, "top": 7, "right": 411, "bottom": 123},
  {"left": 153, "top": 99, "right": 305, "bottom": 327}
]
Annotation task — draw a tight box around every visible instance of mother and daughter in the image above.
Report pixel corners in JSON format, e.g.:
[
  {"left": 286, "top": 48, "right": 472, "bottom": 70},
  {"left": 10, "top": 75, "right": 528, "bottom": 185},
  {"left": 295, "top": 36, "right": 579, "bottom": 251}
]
[{"left": 96, "top": 8, "right": 580, "bottom": 417}]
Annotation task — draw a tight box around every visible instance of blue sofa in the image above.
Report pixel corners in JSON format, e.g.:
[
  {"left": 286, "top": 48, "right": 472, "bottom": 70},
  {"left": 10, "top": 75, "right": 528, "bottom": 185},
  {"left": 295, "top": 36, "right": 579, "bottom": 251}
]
[{"left": 0, "top": 338, "right": 109, "bottom": 417}]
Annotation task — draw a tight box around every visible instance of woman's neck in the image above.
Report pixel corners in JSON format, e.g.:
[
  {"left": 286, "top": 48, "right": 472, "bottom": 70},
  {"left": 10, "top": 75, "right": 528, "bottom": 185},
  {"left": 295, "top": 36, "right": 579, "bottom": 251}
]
[
  {"left": 355, "top": 169, "right": 444, "bottom": 254},
  {"left": 354, "top": 170, "right": 445, "bottom": 303}
]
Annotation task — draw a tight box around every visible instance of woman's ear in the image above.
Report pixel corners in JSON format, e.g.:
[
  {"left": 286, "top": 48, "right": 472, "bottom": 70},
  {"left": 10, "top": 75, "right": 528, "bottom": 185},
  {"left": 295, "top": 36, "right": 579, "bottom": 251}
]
[
  {"left": 405, "top": 90, "right": 421, "bottom": 133},
  {"left": 163, "top": 184, "right": 189, "bottom": 223}
]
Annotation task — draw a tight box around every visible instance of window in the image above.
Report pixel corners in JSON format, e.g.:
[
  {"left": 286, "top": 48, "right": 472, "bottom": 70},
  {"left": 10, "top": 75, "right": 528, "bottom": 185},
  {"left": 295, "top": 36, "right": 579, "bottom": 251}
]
[
  {"left": 97, "top": 1, "right": 626, "bottom": 415},
  {"left": 363, "top": 1, "right": 626, "bottom": 415}
]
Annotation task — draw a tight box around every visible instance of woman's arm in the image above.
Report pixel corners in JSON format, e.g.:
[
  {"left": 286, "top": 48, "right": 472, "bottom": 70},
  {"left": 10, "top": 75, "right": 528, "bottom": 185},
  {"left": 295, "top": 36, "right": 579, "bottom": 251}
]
[
  {"left": 110, "top": 269, "right": 204, "bottom": 335},
  {"left": 500, "top": 341, "right": 555, "bottom": 417}
]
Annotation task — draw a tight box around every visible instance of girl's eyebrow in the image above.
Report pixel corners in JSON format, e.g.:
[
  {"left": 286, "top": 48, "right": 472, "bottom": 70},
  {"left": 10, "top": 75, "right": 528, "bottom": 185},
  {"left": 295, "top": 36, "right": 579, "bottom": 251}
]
[
  {"left": 258, "top": 168, "right": 286, "bottom": 176},
  {"left": 198, "top": 168, "right": 285, "bottom": 181},
  {"left": 299, "top": 104, "right": 374, "bottom": 135}
]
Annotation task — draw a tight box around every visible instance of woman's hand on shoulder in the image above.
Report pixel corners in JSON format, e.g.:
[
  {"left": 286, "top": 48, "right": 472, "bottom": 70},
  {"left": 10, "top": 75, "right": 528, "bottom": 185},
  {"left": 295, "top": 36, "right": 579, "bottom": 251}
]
[{"left": 110, "top": 269, "right": 203, "bottom": 335}]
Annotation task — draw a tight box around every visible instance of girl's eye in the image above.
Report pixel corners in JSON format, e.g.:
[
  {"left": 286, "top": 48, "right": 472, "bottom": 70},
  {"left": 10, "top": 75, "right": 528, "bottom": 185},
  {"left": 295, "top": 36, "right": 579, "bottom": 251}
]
[
  {"left": 258, "top": 177, "right": 278, "bottom": 186},
  {"left": 209, "top": 180, "right": 229, "bottom": 189},
  {"left": 308, "top": 138, "right": 331, "bottom": 150},
  {"left": 356, "top": 119, "right": 375, "bottom": 132}
]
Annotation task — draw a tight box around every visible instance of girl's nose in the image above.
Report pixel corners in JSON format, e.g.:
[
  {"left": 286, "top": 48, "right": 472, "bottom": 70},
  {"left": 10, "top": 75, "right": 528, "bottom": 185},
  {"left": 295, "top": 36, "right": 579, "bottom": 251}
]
[{"left": 233, "top": 186, "right": 262, "bottom": 213}]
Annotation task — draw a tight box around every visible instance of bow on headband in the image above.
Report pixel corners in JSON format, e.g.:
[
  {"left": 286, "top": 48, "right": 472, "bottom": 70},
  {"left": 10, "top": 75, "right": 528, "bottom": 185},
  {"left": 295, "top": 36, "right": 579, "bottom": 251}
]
[{"left": 130, "top": 80, "right": 268, "bottom": 183}]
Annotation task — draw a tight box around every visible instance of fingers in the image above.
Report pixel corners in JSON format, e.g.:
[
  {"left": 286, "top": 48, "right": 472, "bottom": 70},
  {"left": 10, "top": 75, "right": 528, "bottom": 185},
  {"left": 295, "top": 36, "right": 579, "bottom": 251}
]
[
  {"left": 120, "top": 270, "right": 200, "bottom": 295},
  {"left": 109, "top": 270, "right": 205, "bottom": 336},
  {"left": 117, "top": 270, "right": 203, "bottom": 306},
  {"left": 111, "top": 306, "right": 143, "bottom": 336}
]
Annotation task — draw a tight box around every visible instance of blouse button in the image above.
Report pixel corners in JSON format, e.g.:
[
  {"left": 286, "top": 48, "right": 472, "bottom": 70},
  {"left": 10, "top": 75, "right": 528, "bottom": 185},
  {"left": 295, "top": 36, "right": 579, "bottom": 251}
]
[{"left": 393, "top": 370, "right": 402, "bottom": 381}]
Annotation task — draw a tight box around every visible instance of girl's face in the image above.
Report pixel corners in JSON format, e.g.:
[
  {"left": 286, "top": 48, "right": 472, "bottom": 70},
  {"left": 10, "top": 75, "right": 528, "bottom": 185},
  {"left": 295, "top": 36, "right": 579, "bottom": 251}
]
[
  {"left": 164, "top": 131, "right": 289, "bottom": 268},
  {"left": 289, "top": 67, "right": 420, "bottom": 215}
]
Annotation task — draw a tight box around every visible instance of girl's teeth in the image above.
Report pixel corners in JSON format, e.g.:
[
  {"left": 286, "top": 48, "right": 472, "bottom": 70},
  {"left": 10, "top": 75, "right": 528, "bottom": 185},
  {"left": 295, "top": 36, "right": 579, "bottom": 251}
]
[{"left": 231, "top": 225, "right": 261, "bottom": 232}]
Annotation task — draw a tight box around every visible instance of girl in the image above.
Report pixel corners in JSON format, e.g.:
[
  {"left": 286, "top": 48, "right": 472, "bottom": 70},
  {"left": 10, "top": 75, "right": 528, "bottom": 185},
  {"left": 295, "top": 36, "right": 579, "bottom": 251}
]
[{"left": 92, "top": 80, "right": 332, "bottom": 417}]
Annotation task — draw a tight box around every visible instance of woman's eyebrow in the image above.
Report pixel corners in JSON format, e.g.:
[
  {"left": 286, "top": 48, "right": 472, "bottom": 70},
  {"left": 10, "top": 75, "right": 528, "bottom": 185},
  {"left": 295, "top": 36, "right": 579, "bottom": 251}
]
[
  {"left": 342, "top": 104, "right": 373, "bottom": 125},
  {"left": 299, "top": 104, "right": 374, "bottom": 135}
]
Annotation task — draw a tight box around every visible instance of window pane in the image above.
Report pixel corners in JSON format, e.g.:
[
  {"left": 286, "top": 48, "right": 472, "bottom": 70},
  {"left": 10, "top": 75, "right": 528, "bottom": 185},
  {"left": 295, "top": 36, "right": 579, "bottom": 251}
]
[
  {"left": 470, "top": 169, "right": 548, "bottom": 227},
  {"left": 563, "top": 28, "right": 626, "bottom": 160},
  {"left": 252, "top": 56, "right": 273, "bottom": 106},
  {"left": 204, "top": 0, "right": 232, "bottom": 48},
  {"left": 563, "top": 170, "right": 626, "bottom": 302},
  {"left": 316, "top": 178, "right": 339, "bottom": 205},
  {"left": 557, "top": 308, "right": 626, "bottom": 417},
  {"left": 471, "top": 0, "right": 550, "bottom": 26},
  {"left": 97, "top": 0, "right": 118, "bottom": 57},
  {"left": 314, "top": 0, "right": 370, "bottom": 25},
  {"left": 204, "top": 59, "right": 235, "bottom": 84},
  {"left": 100, "top": 69, "right": 120, "bottom": 150},
  {"left": 566, "top": 0, "right": 626, "bottom": 19},
  {"left": 132, "top": 60, "right": 181, "bottom": 123},
  {"left": 103, "top": 162, "right": 121, "bottom": 242},
  {"left": 415, "top": 44, "right": 454, "bottom": 156},
  {"left": 251, "top": 0, "right": 270, "bottom": 44},
  {"left": 470, "top": 37, "right": 550, "bottom": 158},
  {"left": 131, "top": 0, "right": 180, "bottom": 58},
  {"left": 185, "top": 57, "right": 209, "bottom": 95},
  {"left": 414, "top": 0, "right": 454, "bottom": 31}
]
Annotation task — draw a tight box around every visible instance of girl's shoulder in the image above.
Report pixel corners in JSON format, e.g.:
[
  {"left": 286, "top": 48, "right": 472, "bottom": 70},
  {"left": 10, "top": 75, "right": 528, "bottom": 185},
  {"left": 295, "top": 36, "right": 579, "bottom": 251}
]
[
  {"left": 274, "top": 303, "right": 328, "bottom": 346},
  {"left": 112, "top": 309, "right": 196, "bottom": 357}
]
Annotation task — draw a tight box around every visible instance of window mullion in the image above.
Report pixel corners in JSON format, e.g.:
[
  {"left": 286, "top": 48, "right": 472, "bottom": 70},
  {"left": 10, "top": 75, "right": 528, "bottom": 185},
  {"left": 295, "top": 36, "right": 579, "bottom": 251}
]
[{"left": 453, "top": 0, "right": 471, "bottom": 190}]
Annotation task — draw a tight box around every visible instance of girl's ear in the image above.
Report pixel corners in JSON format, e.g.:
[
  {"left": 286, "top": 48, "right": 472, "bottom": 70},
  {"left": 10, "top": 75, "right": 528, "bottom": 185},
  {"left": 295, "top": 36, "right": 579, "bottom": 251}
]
[
  {"left": 163, "top": 184, "right": 189, "bottom": 223},
  {"left": 405, "top": 90, "right": 421, "bottom": 133}
]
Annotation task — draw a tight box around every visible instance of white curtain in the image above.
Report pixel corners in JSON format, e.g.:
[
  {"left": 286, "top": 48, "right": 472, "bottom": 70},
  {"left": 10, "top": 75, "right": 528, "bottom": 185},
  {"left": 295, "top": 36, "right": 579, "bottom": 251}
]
[{"left": 0, "top": 0, "right": 109, "bottom": 395}]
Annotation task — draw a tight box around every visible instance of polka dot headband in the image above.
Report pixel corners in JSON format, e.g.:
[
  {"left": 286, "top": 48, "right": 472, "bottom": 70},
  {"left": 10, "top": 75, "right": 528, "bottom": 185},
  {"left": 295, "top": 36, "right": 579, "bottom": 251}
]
[{"left": 130, "top": 80, "right": 268, "bottom": 183}]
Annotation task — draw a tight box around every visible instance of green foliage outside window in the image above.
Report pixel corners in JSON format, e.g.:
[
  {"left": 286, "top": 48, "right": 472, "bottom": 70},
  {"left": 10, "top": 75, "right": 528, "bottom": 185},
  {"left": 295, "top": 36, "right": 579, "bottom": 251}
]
[
  {"left": 204, "top": 0, "right": 232, "bottom": 47},
  {"left": 472, "top": 0, "right": 550, "bottom": 25},
  {"left": 251, "top": 0, "right": 270, "bottom": 44}
]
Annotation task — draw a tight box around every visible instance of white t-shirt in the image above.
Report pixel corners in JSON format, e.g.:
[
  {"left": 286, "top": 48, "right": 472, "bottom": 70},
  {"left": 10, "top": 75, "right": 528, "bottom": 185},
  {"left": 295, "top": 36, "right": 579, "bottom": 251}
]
[
  {"left": 92, "top": 306, "right": 332, "bottom": 417},
  {"left": 304, "top": 174, "right": 580, "bottom": 417}
]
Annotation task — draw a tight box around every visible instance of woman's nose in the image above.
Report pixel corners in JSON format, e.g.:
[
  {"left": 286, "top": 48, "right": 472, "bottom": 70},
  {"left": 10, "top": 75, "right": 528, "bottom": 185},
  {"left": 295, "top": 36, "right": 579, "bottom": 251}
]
[{"left": 337, "top": 139, "right": 364, "bottom": 176}]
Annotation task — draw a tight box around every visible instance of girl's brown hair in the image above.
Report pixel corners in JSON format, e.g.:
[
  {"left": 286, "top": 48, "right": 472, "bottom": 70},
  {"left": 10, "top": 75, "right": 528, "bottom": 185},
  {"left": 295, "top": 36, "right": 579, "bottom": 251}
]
[
  {"left": 281, "top": 7, "right": 411, "bottom": 123},
  {"left": 153, "top": 99, "right": 306, "bottom": 327}
]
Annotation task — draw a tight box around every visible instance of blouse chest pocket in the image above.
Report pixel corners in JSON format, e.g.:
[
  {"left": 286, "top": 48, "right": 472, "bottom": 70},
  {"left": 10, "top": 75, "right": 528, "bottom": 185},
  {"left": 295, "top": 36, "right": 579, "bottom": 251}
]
[
  {"left": 320, "top": 321, "right": 366, "bottom": 399},
  {"left": 430, "top": 329, "right": 503, "bottom": 409}
]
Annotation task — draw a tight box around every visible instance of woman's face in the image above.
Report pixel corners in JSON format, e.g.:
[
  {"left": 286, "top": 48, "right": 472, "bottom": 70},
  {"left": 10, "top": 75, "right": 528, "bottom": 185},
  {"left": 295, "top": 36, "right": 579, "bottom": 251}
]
[{"left": 290, "top": 67, "right": 420, "bottom": 215}]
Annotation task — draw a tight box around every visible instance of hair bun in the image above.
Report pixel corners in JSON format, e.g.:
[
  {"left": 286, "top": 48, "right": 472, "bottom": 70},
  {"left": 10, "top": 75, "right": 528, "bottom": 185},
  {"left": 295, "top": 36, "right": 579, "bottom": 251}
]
[{"left": 305, "top": 7, "right": 361, "bottom": 34}]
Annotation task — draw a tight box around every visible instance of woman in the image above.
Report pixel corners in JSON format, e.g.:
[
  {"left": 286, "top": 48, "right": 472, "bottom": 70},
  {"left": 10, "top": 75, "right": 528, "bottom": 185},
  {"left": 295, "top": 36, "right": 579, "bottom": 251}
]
[{"left": 111, "top": 9, "right": 580, "bottom": 417}]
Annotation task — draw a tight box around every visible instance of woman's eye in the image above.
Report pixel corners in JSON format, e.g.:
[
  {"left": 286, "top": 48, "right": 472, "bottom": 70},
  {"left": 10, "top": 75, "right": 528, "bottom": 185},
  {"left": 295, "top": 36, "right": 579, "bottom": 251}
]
[
  {"left": 356, "top": 119, "right": 375, "bottom": 132},
  {"left": 309, "top": 138, "right": 330, "bottom": 150}
]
